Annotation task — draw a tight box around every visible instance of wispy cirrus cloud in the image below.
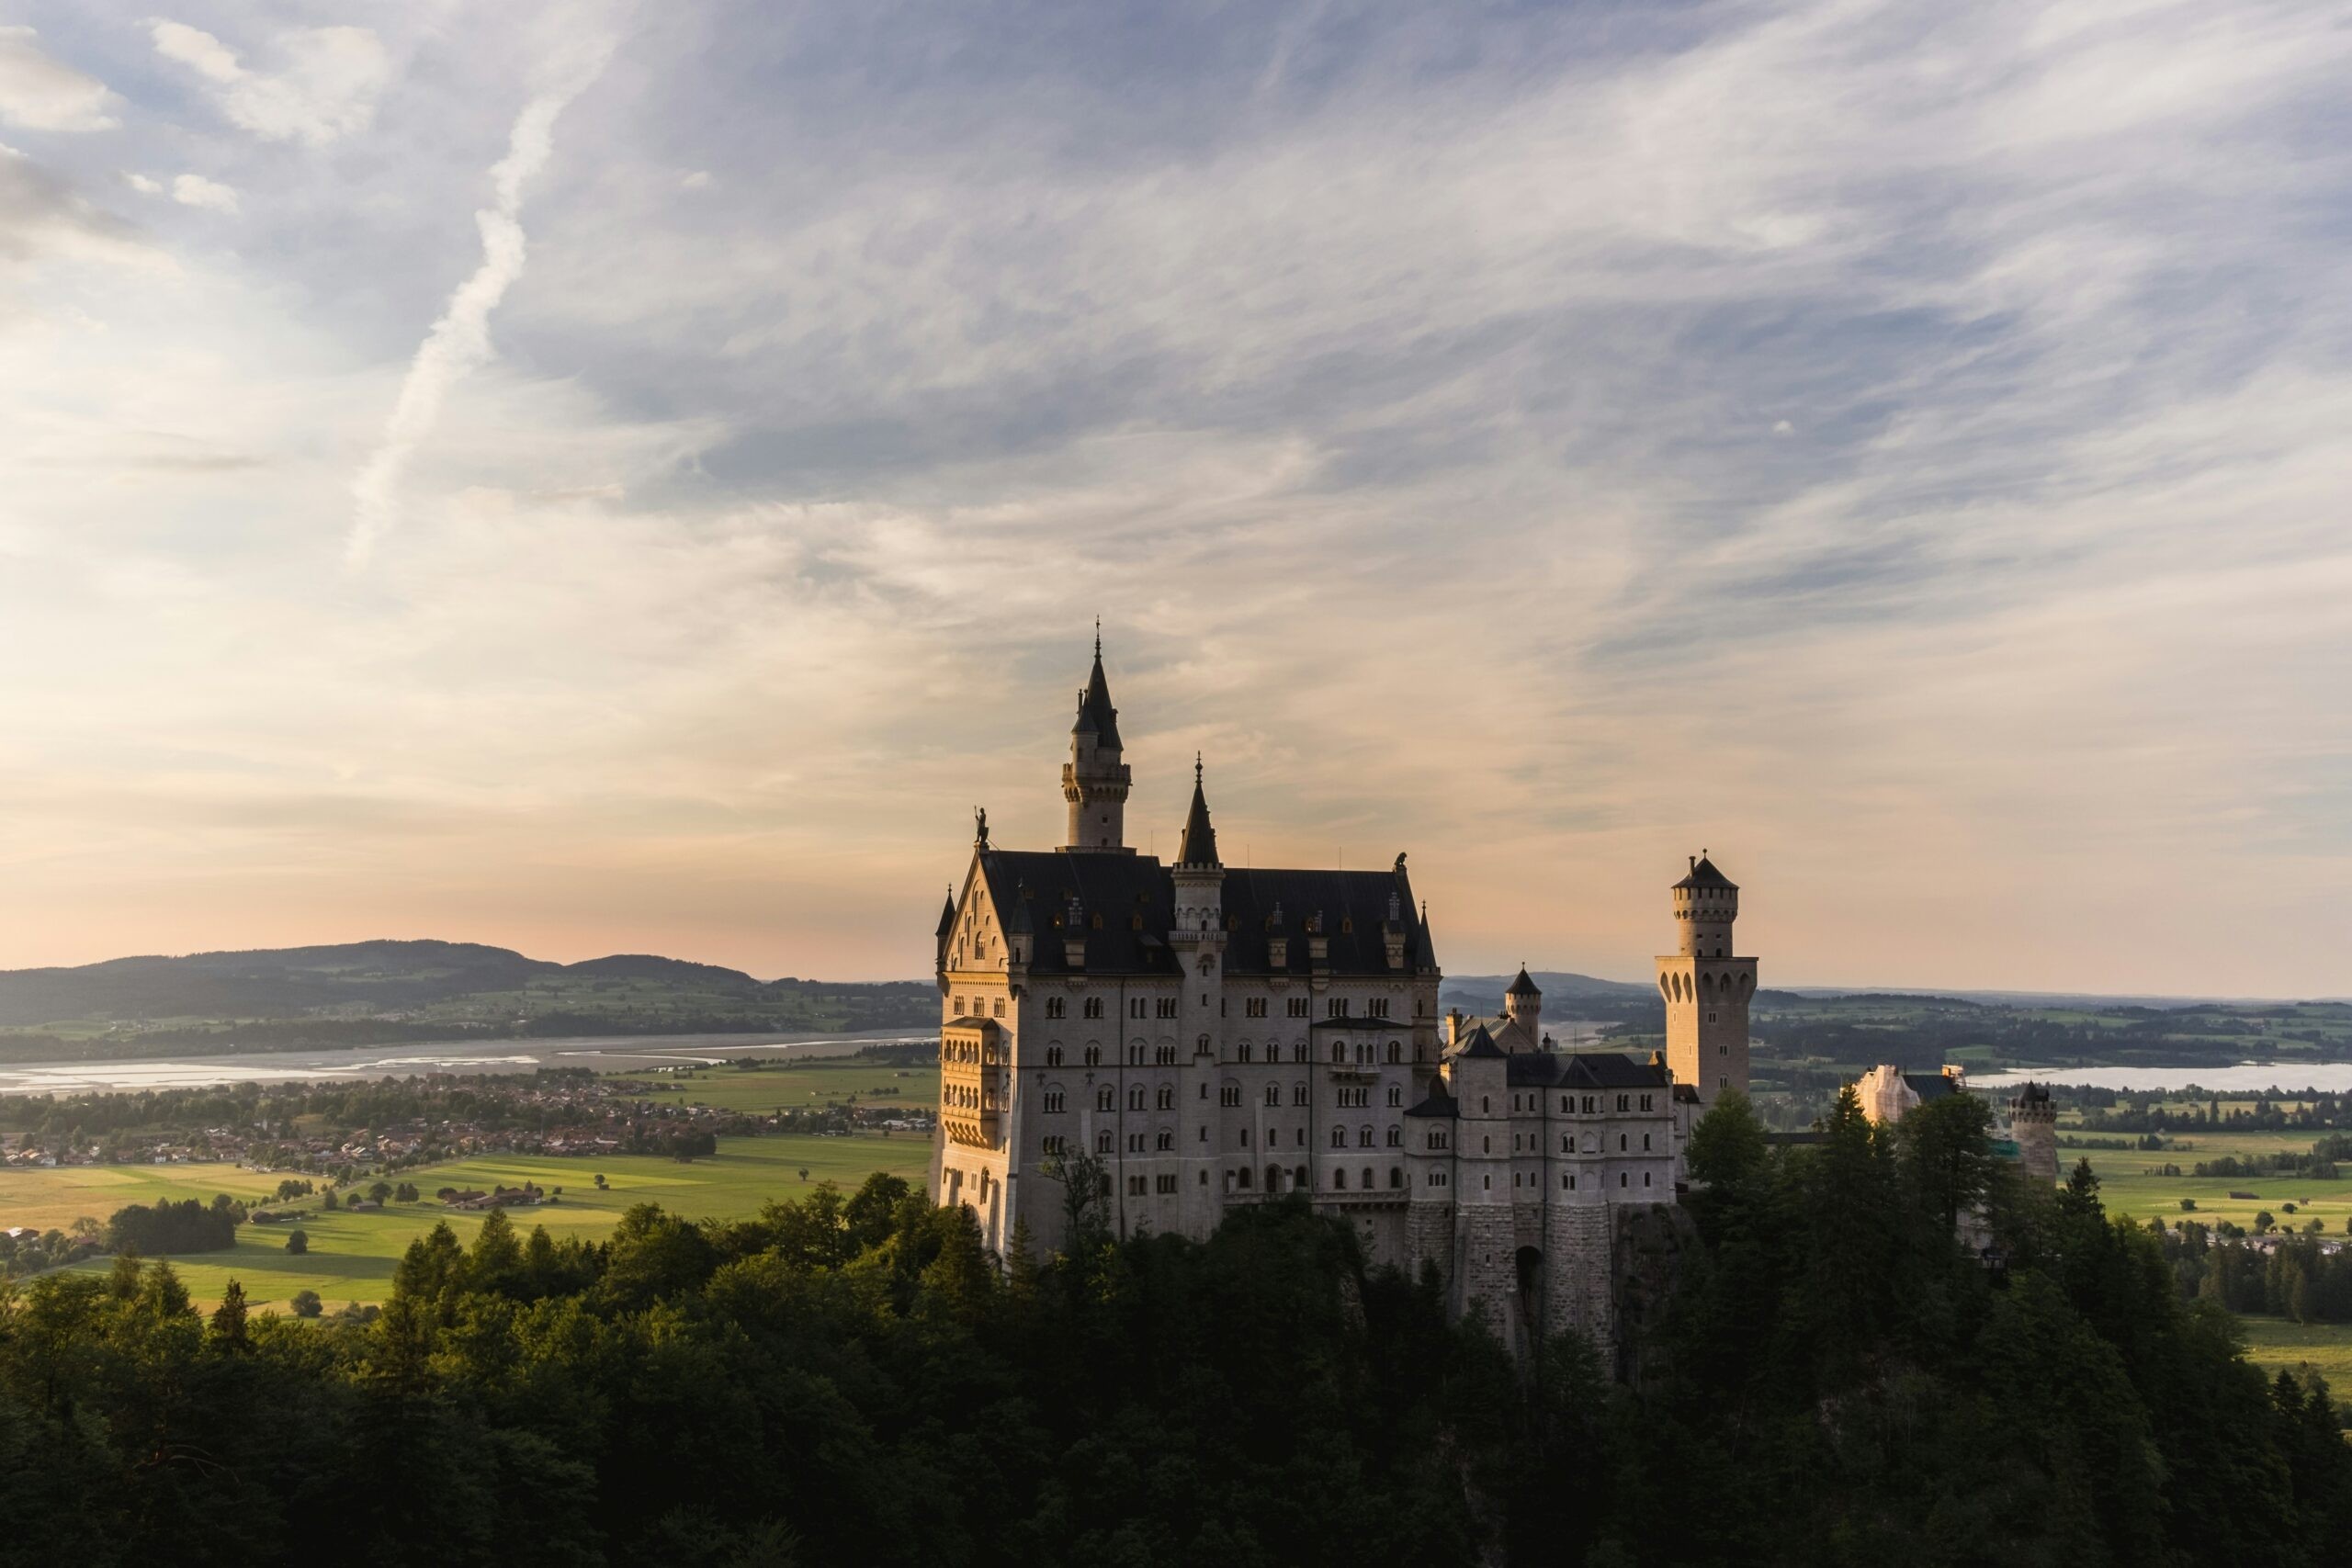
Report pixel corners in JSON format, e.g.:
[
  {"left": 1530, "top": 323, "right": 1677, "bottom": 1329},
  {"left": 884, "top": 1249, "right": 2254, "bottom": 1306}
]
[
  {"left": 0, "top": 0, "right": 2347, "bottom": 994},
  {"left": 149, "top": 19, "right": 388, "bottom": 146},
  {"left": 0, "top": 25, "right": 118, "bottom": 131}
]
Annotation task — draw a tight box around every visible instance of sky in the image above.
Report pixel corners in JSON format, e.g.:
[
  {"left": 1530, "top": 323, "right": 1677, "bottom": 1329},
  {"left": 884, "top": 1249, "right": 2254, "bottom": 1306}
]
[{"left": 0, "top": 1, "right": 2347, "bottom": 997}]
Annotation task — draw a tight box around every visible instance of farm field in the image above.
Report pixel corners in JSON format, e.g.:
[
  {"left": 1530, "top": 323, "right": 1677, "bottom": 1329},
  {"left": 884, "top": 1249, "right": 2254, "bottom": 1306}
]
[
  {"left": 622, "top": 1057, "right": 939, "bottom": 1114},
  {"left": 0, "top": 1160, "right": 288, "bottom": 1235},
  {"left": 2236, "top": 1317, "right": 2352, "bottom": 1390},
  {"left": 35, "top": 1133, "right": 927, "bottom": 1313},
  {"left": 2062, "top": 1131, "right": 2352, "bottom": 1234}
]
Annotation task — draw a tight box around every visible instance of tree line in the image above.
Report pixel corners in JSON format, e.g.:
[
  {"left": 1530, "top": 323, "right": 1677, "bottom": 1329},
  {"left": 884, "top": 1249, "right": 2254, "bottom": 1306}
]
[{"left": 2, "top": 1092, "right": 2348, "bottom": 1565}]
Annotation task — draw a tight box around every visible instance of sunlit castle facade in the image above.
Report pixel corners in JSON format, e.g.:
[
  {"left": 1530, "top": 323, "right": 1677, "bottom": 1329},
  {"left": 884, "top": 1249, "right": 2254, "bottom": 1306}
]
[{"left": 930, "top": 638, "right": 1756, "bottom": 1351}]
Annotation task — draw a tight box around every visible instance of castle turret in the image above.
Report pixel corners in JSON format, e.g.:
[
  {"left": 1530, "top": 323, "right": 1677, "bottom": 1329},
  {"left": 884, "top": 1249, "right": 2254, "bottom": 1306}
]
[
  {"left": 2010, "top": 1081, "right": 2059, "bottom": 1185},
  {"left": 1503, "top": 967, "right": 1542, "bottom": 1052},
  {"left": 1656, "top": 852, "right": 1756, "bottom": 1108},
  {"left": 1060, "top": 629, "right": 1134, "bottom": 853}
]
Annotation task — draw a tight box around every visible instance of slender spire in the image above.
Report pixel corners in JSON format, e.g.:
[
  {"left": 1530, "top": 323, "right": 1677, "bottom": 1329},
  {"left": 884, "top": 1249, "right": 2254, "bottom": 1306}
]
[
  {"left": 936, "top": 887, "right": 956, "bottom": 938},
  {"left": 1072, "top": 631, "right": 1121, "bottom": 749},
  {"left": 1178, "top": 753, "right": 1220, "bottom": 866}
]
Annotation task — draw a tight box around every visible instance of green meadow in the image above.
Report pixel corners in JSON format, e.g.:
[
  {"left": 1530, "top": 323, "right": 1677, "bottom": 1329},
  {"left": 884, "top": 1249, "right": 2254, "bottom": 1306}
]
[
  {"left": 25, "top": 1134, "right": 926, "bottom": 1314},
  {"left": 2058, "top": 1129, "right": 2352, "bottom": 1234},
  {"left": 619, "top": 1057, "right": 940, "bottom": 1114},
  {"left": 2236, "top": 1316, "right": 2352, "bottom": 1390}
]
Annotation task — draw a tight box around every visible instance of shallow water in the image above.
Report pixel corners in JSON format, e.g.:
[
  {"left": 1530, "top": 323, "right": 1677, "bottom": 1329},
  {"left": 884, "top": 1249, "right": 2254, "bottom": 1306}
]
[{"left": 0, "top": 1029, "right": 937, "bottom": 1096}]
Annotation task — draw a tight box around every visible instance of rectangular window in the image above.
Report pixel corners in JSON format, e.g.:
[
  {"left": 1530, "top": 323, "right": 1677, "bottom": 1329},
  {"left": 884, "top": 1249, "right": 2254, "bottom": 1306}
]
[
  {"left": 1130, "top": 998, "right": 1146, "bottom": 1019},
  {"left": 1288, "top": 998, "right": 1309, "bottom": 1018},
  {"left": 1044, "top": 1091, "right": 1065, "bottom": 1113},
  {"left": 1246, "top": 998, "right": 1267, "bottom": 1018},
  {"left": 1220, "top": 1086, "right": 1241, "bottom": 1108},
  {"left": 1327, "top": 998, "right": 1346, "bottom": 1018}
]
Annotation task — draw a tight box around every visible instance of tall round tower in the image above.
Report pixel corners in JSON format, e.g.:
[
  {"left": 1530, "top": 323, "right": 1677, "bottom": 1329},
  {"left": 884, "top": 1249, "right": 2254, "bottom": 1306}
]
[
  {"left": 2009, "top": 1081, "right": 2059, "bottom": 1186},
  {"left": 1061, "top": 630, "right": 1134, "bottom": 854},
  {"left": 1656, "top": 853, "right": 1756, "bottom": 1108}
]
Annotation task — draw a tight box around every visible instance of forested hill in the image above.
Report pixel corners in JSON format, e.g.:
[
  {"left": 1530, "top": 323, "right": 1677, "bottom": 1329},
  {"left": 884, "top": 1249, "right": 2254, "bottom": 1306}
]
[{"left": 0, "top": 940, "right": 934, "bottom": 1059}]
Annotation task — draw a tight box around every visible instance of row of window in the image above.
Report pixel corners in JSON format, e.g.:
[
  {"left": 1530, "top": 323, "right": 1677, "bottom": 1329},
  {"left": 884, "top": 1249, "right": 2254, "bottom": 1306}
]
[
  {"left": 1044, "top": 1081, "right": 1405, "bottom": 1113},
  {"left": 949, "top": 996, "right": 1007, "bottom": 1019},
  {"left": 1010, "top": 994, "right": 1420, "bottom": 1023},
  {"left": 1489, "top": 1091, "right": 1657, "bottom": 1115}
]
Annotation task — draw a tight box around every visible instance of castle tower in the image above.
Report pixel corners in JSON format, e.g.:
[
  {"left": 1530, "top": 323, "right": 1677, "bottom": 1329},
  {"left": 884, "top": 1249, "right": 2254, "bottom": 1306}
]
[
  {"left": 1656, "top": 852, "right": 1756, "bottom": 1108},
  {"left": 1502, "top": 966, "right": 1542, "bottom": 1050},
  {"left": 1061, "top": 629, "right": 1134, "bottom": 853},
  {"left": 1170, "top": 757, "right": 1227, "bottom": 1233},
  {"left": 2009, "top": 1081, "right": 2059, "bottom": 1185}
]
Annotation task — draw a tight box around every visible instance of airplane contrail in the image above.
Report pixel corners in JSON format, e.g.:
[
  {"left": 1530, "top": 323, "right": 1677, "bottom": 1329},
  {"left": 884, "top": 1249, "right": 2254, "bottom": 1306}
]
[{"left": 345, "top": 37, "right": 615, "bottom": 569}]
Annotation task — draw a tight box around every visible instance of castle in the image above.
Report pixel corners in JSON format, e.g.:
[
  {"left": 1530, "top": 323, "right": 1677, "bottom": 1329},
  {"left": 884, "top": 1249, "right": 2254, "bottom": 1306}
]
[{"left": 929, "top": 639, "right": 1756, "bottom": 1352}]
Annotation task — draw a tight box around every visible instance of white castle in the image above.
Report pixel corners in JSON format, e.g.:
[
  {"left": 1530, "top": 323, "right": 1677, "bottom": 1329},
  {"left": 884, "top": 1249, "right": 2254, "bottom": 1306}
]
[{"left": 930, "top": 639, "right": 1758, "bottom": 1351}]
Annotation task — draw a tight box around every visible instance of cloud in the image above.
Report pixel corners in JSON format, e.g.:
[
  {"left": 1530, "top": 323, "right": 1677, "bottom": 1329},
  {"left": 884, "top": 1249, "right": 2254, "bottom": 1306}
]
[
  {"left": 345, "top": 36, "right": 617, "bottom": 568},
  {"left": 170, "top": 172, "right": 237, "bottom": 212},
  {"left": 0, "top": 26, "right": 119, "bottom": 132},
  {"left": 149, "top": 20, "right": 388, "bottom": 146},
  {"left": 3, "top": 0, "right": 2350, "bottom": 993}
]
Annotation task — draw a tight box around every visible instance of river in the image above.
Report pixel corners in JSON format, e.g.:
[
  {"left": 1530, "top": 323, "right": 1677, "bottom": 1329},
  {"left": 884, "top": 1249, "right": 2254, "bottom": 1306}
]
[{"left": 0, "top": 1029, "right": 939, "bottom": 1097}]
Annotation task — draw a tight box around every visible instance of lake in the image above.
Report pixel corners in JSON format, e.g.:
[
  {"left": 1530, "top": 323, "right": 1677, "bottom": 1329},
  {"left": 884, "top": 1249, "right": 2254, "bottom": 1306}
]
[
  {"left": 0, "top": 1029, "right": 939, "bottom": 1097},
  {"left": 1974, "top": 1062, "right": 2352, "bottom": 1095}
]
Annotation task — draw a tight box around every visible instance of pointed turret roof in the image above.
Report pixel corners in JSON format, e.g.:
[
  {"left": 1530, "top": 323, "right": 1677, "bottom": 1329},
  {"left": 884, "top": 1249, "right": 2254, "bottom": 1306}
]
[
  {"left": 1506, "top": 966, "right": 1540, "bottom": 998},
  {"left": 1455, "top": 1021, "right": 1506, "bottom": 1059},
  {"left": 1411, "top": 903, "right": 1438, "bottom": 969},
  {"left": 1177, "top": 754, "right": 1220, "bottom": 866},
  {"left": 1071, "top": 629, "right": 1122, "bottom": 750},
  {"left": 935, "top": 889, "right": 956, "bottom": 938},
  {"left": 1674, "top": 853, "right": 1736, "bottom": 892},
  {"left": 1006, "top": 880, "right": 1033, "bottom": 933}
]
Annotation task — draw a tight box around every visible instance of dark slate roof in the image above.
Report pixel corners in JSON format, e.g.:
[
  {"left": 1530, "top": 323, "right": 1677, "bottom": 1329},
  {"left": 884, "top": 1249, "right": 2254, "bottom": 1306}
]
[
  {"left": 1411, "top": 907, "right": 1437, "bottom": 969},
  {"left": 1506, "top": 966, "right": 1541, "bottom": 997},
  {"left": 936, "top": 892, "right": 956, "bottom": 938},
  {"left": 1903, "top": 1072, "right": 1959, "bottom": 1102},
  {"left": 1403, "top": 1082, "right": 1459, "bottom": 1119},
  {"left": 1500, "top": 1050, "right": 1674, "bottom": 1089},
  {"left": 1072, "top": 646, "right": 1122, "bottom": 750},
  {"left": 2012, "top": 1080, "right": 2051, "bottom": 1104},
  {"left": 969, "top": 851, "right": 1434, "bottom": 979},
  {"left": 1674, "top": 854, "right": 1736, "bottom": 892},
  {"left": 1453, "top": 1023, "right": 1506, "bottom": 1059},
  {"left": 1177, "top": 761, "right": 1219, "bottom": 866}
]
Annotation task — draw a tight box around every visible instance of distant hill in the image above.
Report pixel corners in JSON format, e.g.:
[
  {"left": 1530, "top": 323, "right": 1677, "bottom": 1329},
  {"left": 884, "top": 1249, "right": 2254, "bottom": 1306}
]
[
  {"left": 1441, "top": 970, "right": 1656, "bottom": 1013},
  {"left": 0, "top": 940, "right": 935, "bottom": 1062}
]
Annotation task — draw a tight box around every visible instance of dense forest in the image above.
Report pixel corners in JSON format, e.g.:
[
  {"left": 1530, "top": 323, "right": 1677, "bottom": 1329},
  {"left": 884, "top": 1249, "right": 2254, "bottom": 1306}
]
[{"left": 3, "top": 1093, "right": 2347, "bottom": 1566}]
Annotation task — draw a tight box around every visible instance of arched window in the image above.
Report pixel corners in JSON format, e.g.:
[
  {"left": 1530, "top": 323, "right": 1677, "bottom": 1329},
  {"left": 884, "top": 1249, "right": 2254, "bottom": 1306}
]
[
  {"left": 1361, "top": 1166, "right": 1373, "bottom": 1190},
  {"left": 1293, "top": 1041, "right": 1307, "bottom": 1063},
  {"left": 1387, "top": 1084, "right": 1402, "bottom": 1108},
  {"left": 1333, "top": 1168, "right": 1348, "bottom": 1190},
  {"left": 1385, "top": 1125, "right": 1401, "bottom": 1146},
  {"left": 1046, "top": 1046, "right": 1064, "bottom": 1067},
  {"left": 1264, "top": 1084, "right": 1280, "bottom": 1107},
  {"left": 1358, "top": 1124, "right": 1374, "bottom": 1148},
  {"left": 1388, "top": 1167, "right": 1402, "bottom": 1189},
  {"left": 1157, "top": 1086, "right": 1174, "bottom": 1110},
  {"left": 1128, "top": 1086, "right": 1146, "bottom": 1111},
  {"left": 1329, "top": 1041, "right": 1346, "bottom": 1064},
  {"left": 1238, "top": 1042, "right": 1254, "bottom": 1064},
  {"left": 1096, "top": 1087, "right": 1114, "bottom": 1111},
  {"left": 1385, "top": 1041, "right": 1401, "bottom": 1064},
  {"left": 1046, "top": 997, "right": 1066, "bottom": 1020},
  {"left": 1295, "top": 1165, "right": 1308, "bottom": 1189},
  {"left": 1157, "top": 1131, "right": 1173, "bottom": 1151},
  {"left": 1083, "top": 1046, "right": 1101, "bottom": 1066},
  {"left": 1330, "top": 1126, "right": 1347, "bottom": 1148}
]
